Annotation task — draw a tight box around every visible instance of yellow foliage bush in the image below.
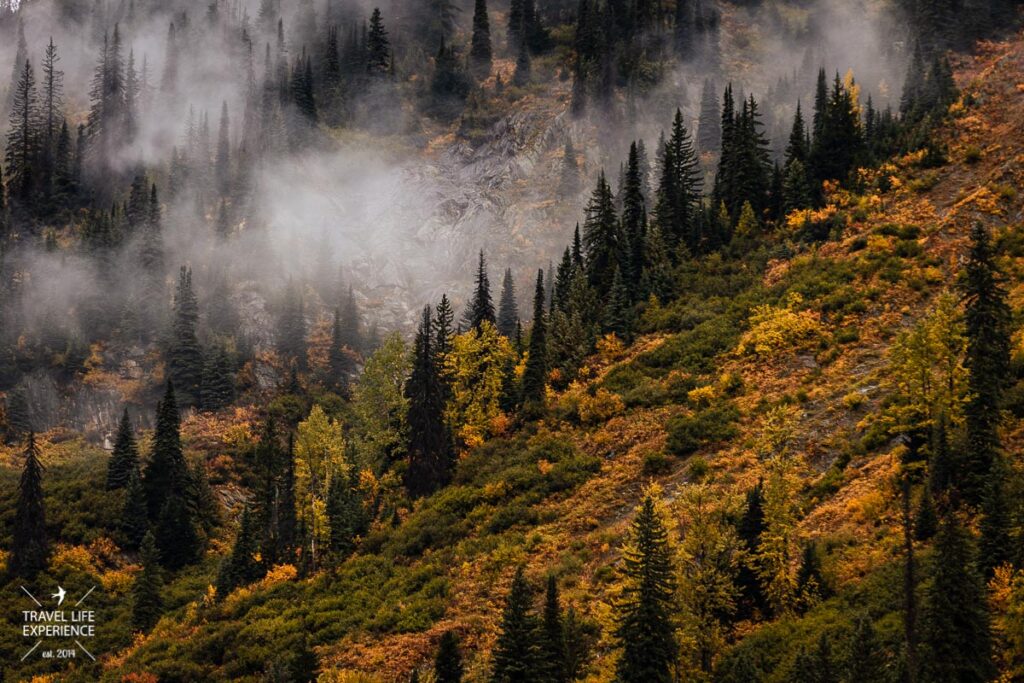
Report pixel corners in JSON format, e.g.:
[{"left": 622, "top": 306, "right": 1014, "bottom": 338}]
[
  {"left": 738, "top": 294, "right": 823, "bottom": 357},
  {"left": 577, "top": 388, "right": 625, "bottom": 425},
  {"left": 260, "top": 563, "right": 298, "bottom": 588},
  {"left": 596, "top": 333, "right": 627, "bottom": 362},
  {"left": 687, "top": 385, "right": 718, "bottom": 407},
  {"left": 100, "top": 566, "right": 138, "bottom": 595},
  {"left": 52, "top": 544, "right": 96, "bottom": 574}
]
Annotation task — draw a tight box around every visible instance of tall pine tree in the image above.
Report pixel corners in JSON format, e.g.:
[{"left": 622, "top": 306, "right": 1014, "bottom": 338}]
[
  {"left": 9, "top": 433, "right": 49, "bottom": 579},
  {"left": 614, "top": 496, "right": 677, "bottom": 683}
]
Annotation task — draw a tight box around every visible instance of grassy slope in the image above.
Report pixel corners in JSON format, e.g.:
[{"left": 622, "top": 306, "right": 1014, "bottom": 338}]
[{"left": 2, "top": 30, "right": 1022, "bottom": 683}]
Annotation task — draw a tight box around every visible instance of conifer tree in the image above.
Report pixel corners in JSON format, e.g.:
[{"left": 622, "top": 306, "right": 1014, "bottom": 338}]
[
  {"left": 5, "top": 19, "right": 27, "bottom": 112},
  {"left": 465, "top": 250, "right": 496, "bottom": 332},
  {"left": 278, "top": 433, "right": 299, "bottom": 558},
  {"left": 200, "top": 344, "right": 235, "bottom": 411},
  {"left": 845, "top": 616, "right": 886, "bottom": 682},
  {"left": 697, "top": 78, "right": 720, "bottom": 153},
  {"left": 131, "top": 531, "right": 163, "bottom": 632},
  {"left": 434, "top": 294, "right": 455, "bottom": 361},
  {"left": 582, "top": 171, "right": 620, "bottom": 297},
  {"left": 40, "top": 38, "right": 64, "bottom": 205},
  {"left": 143, "top": 383, "right": 188, "bottom": 518},
  {"left": 9, "top": 433, "right": 49, "bottom": 579},
  {"left": 960, "top": 222, "right": 1011, "bottom": 505},
  {"left": 216, "top": 506, "right": 264, "bottom": 596},
  {"left": 513, "top": 38, "right": 532, "bottom": 87},
  {"left": 521, "top": 270, "right": 548, "bottom": 415},
  {"left": 5, "top": 58, "right": 40, "bottom": 202},
  {"left": 405, "top": 306, "right": 451, "bottom": 497},
  {"left": 491, "top": 567, "right": 540, "bottom": 682},
  {"left": 327, "top": 467, "right": 365, "bottom": 557},
  {"left": 470, "top": 0, "right": 493, "bottom": 78},
  {"left": 497, "top": 268, "right": 519, "bottom": 338},
  {"left": 329, "top": 307, "right": 353, "bottom": 393},
  {"left": 559, "top": 139, "right": 580, "bottom": 198},
  {"left": 367, "top": 8, "right": 391, "bottom": 76},
  {"left": 621, "top": 141, "right": 647, "bottom": 289},
  {"left": 614, "top": 496, "right": 677, "bottom": 683},
  {"left": 508, "top": 0, "right": 526, "bottom": 52},
  {"left": 154, "top": 489, "right": 200, "bottom": 571},
  {"left": 339, "top": 286, "right": 363, "bottom": 353},
  {"left": 107, "top": 408, "right": 139, "bottom": 489},
  {"left": 121, "top": 467, "right": 149, "bottom": 550},
  {"left": 539, "top": 575, "right": 567, "bottom": 683},
  {"left": 921, "top": 511, "right": 994, "bottom": 683},
  {"left": 278, "top": 278, "right": 307, "bottom": 370},
  {"left": 215, "top": 101, "right": 230, "bottom": 196},
  {"left": 435, "top": 630, "right": 464, "bottom": 683},
  {"left": 604, "top": 268, "right": 635, "bottom": 341},
  {"left": 169, "top": 267, "right": 203, "bottom": 403}
]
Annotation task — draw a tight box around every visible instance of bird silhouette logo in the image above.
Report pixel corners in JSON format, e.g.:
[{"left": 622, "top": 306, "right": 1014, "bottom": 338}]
[{"left": 51, "top": 586, "right": 66, "bottom": 606}]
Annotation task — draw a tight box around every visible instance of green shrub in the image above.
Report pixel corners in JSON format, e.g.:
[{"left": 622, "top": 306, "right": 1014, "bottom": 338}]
[
  {"left": 666, "top": 403, "right": 740, "bottom": 457},
  {"left": 642, "top": 451, "right": 673, "bottom": 475}
]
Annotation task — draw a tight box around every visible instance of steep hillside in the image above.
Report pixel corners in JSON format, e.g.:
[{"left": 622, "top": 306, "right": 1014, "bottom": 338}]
[{"left": 3, "top": 28, "right": 1014, "bottom": 682}]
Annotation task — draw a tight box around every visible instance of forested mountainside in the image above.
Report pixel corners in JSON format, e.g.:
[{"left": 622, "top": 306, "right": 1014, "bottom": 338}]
[{"left": 1, "top": 0, "right": 1024, "bottom": 681}]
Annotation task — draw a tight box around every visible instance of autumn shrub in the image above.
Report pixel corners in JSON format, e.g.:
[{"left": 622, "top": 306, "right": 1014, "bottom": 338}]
[
  {"left": 688, "top": 456, "right": 710, "bottom": 481},
  {"left": 666, "top": 402, "right": 740, "bottom": 457},
  {"left": 738, "top": 294, "right": 824, "bottom": 358},
  {"left": 642, "top": 451, "right": 672, "bottom": 475}
]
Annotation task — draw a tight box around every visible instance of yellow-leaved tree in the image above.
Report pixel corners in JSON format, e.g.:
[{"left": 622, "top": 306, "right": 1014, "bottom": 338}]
[
  {"left": 888, "top": 290, "right": 967, "bottom": 432},
  {"left": 442, "top": 320, "right": 516, "bottom": 451},
  {"left": 754, "top": 405, "right": 804, "bottom": 616},
  {"left": 350, "top": 333, "right": 409, "bottom": 473},
  {"left": 295, "top": 405, "right": 348, "bottom": 567}
]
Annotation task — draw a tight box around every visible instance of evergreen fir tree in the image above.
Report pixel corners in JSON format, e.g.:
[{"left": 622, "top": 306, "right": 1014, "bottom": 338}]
[
  {"left": 131, "top": 531, "right": 163, "bottom": 632},
  {"left": 960, "top": 222, "right": 1011, "bottom": 505},
  {"left": 604, "top": 267, "right": 635, "bottom": 341},
  {"left": 154, "top": 490, "right": 200, "bottom": 571},
  {"left": 582, "top": 171, "right": 620, "bottom": 297},
  {"left": 200, "top": 344, "right": 235, "bottom": 411},
  {"left": 914, "top": 485, "right": 938, "bottom": 541},
  {"left": 491, "top": 567, "right": 540, "bottom": 682},
  {"left": 121, "top": 467, "right": 149, "bottom": 550},
  {"left": 107, "top": 408, "right": 139, "bottom": 489},
  {"left": 405, "top": 306, "right": 452, "bottom": 497},
  {"left": 216, "top": 505, "right": 264, "bottom": 596},
  {"left": 143, "top": 383, "right": 188, "bottom": 517},
  {"left": 39, "top": 38, "right": 64, "bottom": 206},
  {"left": 521, "top": 270, "right": 548, "bottom": 415},
  {"left": 465, "top": 250, "right": 496, "bottom": 332},
  {"left": 367, "top": 8, "right": 391, "bottom": 76},
  {"left": 621, "top": 141, "right": 647, "bottom": 291},
  {"left": 169, "top": 267, "right": 203, "bottom": 403},
  {"left": 497, "top": 268, "right": 519, "bottom": 338},
  {"left": 470, "top": 0, "right": 493, "bottom": 78},
  {"left": 5, "top": 58, "right": 40, "bottom": 202},
  {"left": 559, "top": 142, "right": 580, "bottom": 202},
  {"left": 215, "top": 101, "right": 231, "bottom": 196},
  {"left": 9, "top": 433, "right": 49, "bottom": 579},
  {"left": 278, "top": 278, "right": 307, "bottom": 370},
  {"left": 513, "top": 38, "right": 532, "bottom": 86},
  {"left": 278, "top": 433, "right": 299, "bottom": 558},
  {"left": 539, "top": 575, "right": 567, "bottom": 683},
  {"left": 435, "top": 630, "right": 464, "bottom": 683},
  {"left": 327, "top": 468, "right": 365, "bottom": 557},
  {"left": 697, "top": 78, "right": 721, "bottom": 153},
  {"left": 508, "top": 0, "right": 525, "bottom": 52},
  {"left": 339, "top": 286, "right": 363, "bottom": 353},
  {"left": 979, "top": 459, "right": 1012, "bottom": 576},
  {"left": 614, "top": 496, "right": 677, "bottom": 683},
  {"left": 920, "top": 511, "right": 994, "bottom": 683},
  {"left": 845, "top": 616, "right": 886, "bottom": 683}
]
